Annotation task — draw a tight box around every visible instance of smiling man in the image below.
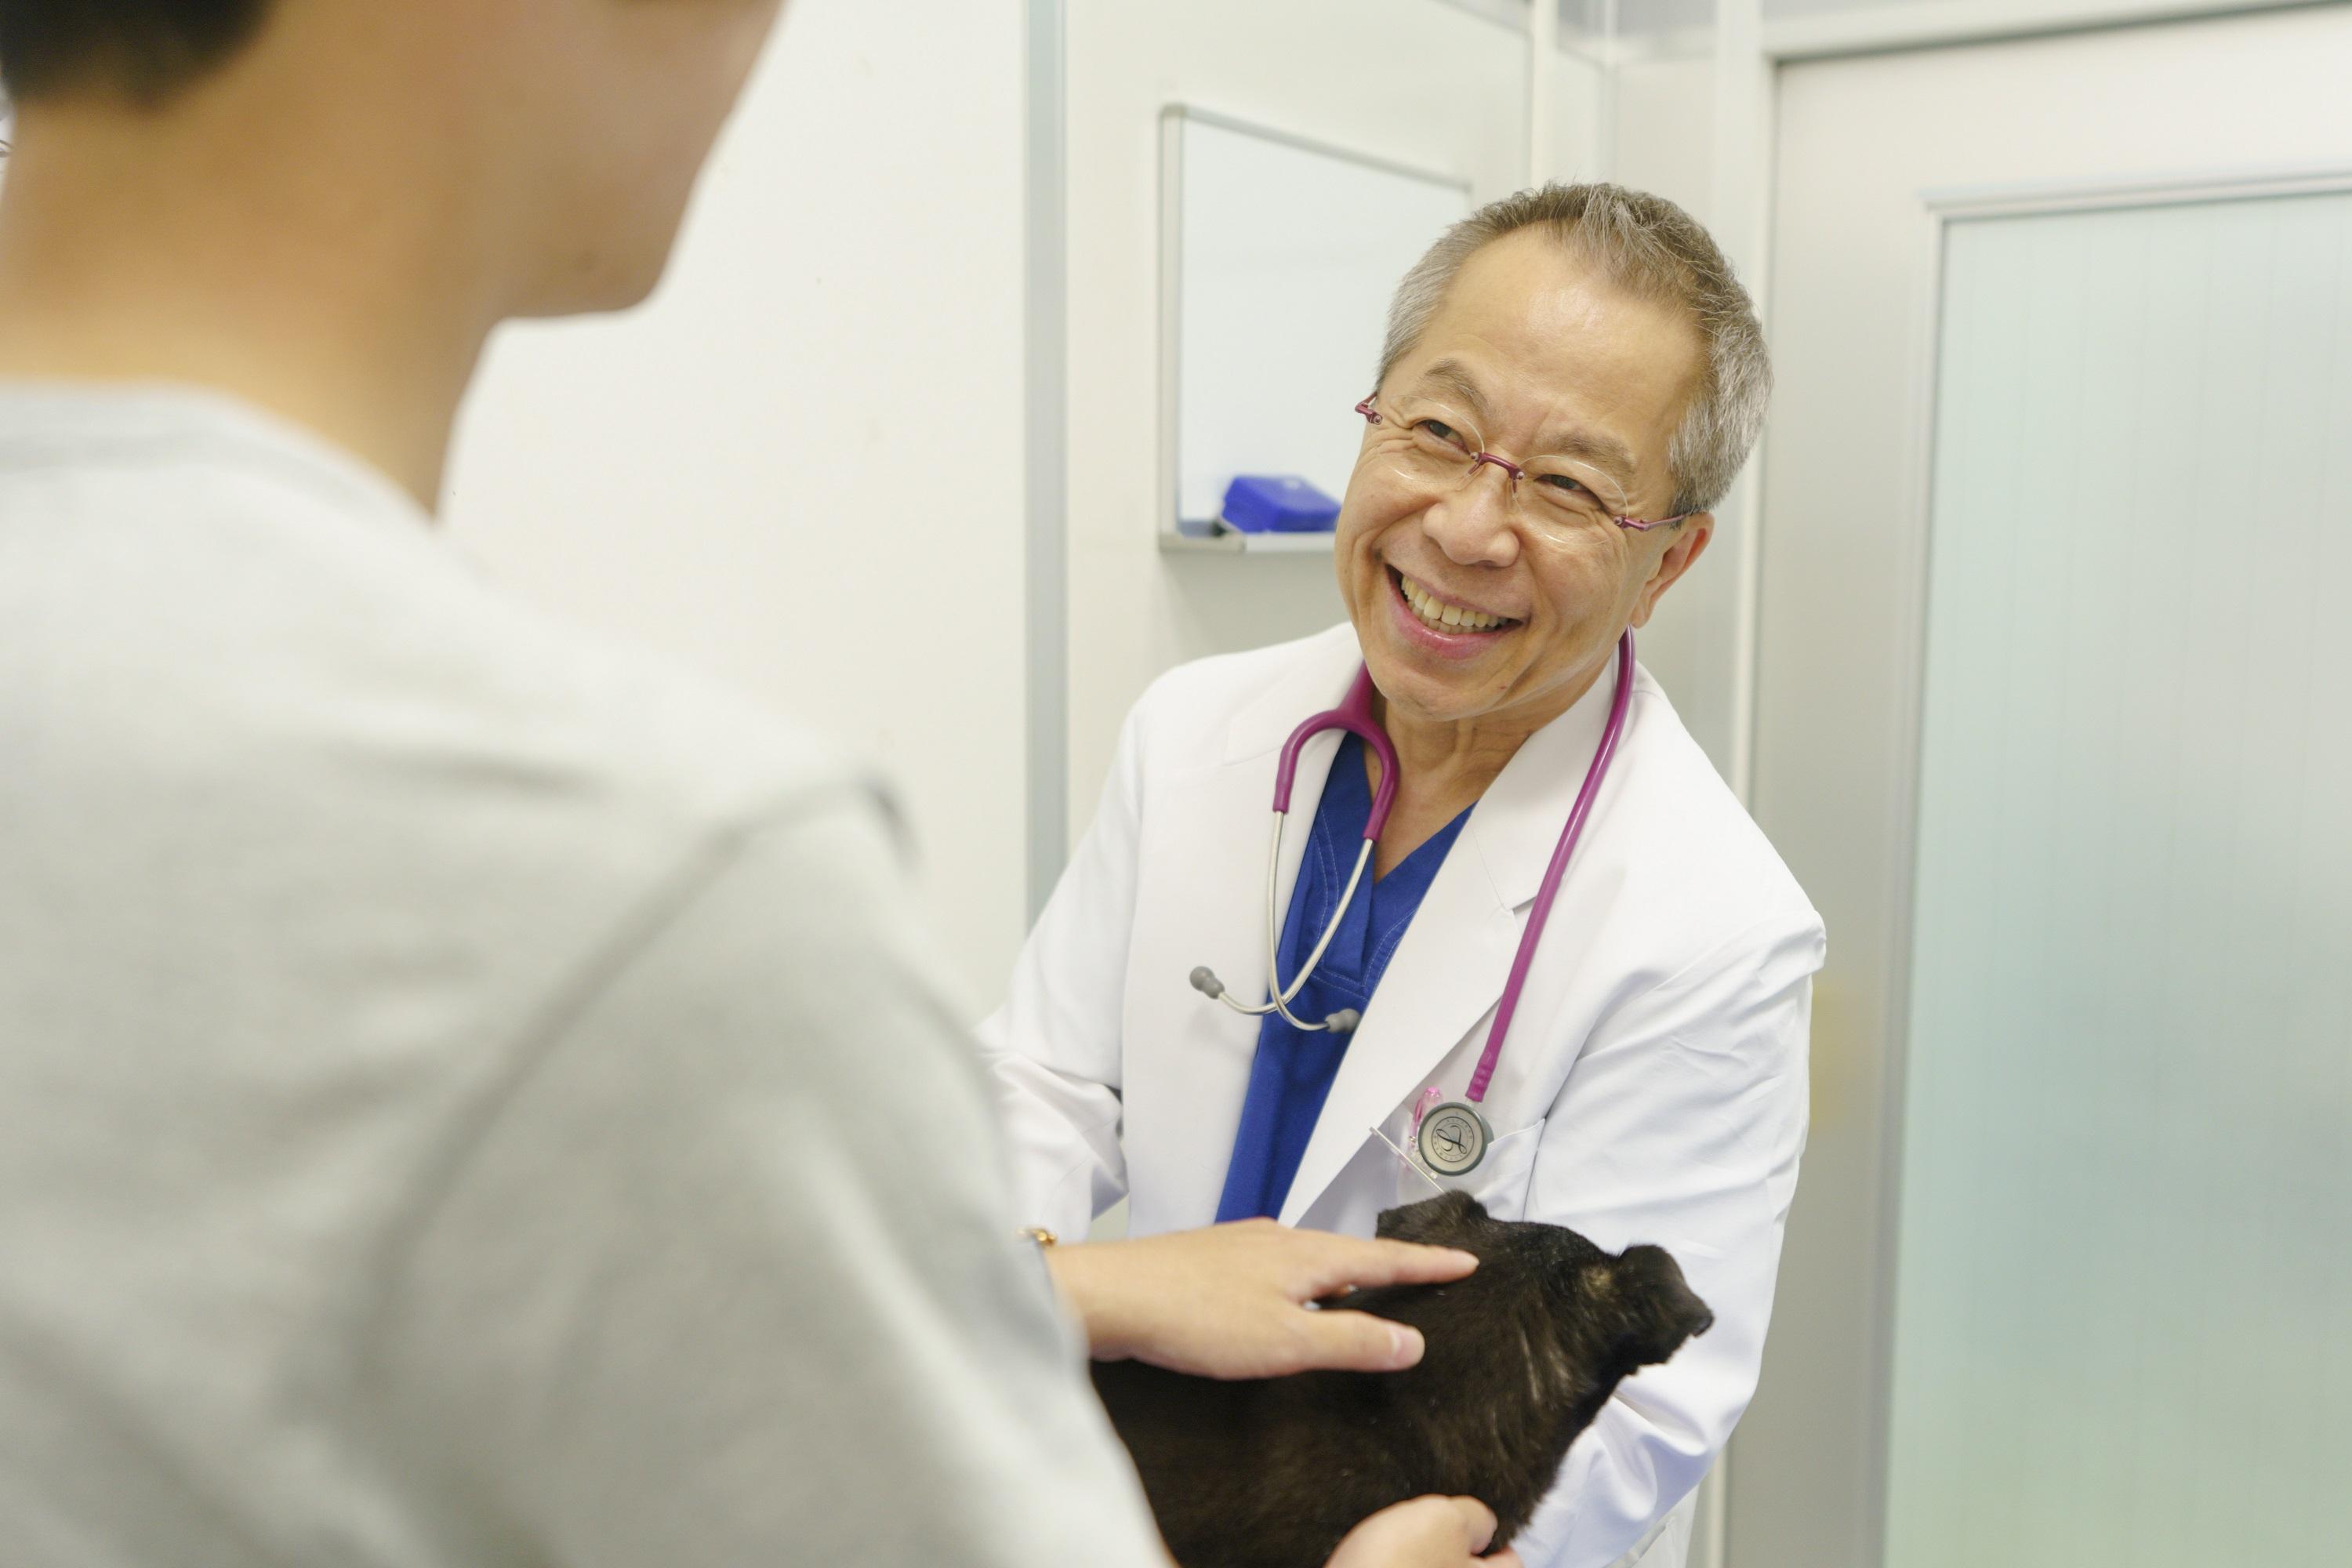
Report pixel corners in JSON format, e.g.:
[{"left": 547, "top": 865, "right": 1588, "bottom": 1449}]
[{"left": 982, "top": 184, "right": 1828, "bottom": 1568}]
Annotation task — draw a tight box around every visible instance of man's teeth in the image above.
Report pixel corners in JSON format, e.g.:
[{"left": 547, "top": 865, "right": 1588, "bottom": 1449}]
[{"left": 1399, "top": 573, "right": 1509, "bottom": 633}]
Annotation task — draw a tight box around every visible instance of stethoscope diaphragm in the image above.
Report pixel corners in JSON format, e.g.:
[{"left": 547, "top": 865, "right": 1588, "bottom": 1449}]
[{"left": 1414, "top": 1100, "right": 1493, "bottom": 1177}]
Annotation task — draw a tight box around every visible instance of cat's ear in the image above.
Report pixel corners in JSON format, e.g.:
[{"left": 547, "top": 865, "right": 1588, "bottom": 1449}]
[
  {"left": 1375, "top": 1190, "right": 1487, "bottom": 1246},
  {"left": 1610, "top": 1245, "right": 1715, "bottom": 1368}
]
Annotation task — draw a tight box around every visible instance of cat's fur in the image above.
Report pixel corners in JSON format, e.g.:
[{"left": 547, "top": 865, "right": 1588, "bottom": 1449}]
[{"left": 1091, "top": 1192, "right": 1713, "bottom": 1568}]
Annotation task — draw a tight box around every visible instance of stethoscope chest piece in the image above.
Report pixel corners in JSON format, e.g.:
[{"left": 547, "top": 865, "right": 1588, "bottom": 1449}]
[{"left": 1415, "top": 1101, "right": 1493, "bottom": 1178}]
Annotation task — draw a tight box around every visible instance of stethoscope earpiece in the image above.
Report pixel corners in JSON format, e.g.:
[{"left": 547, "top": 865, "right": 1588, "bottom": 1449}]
[{"left": 1196, "top": 965, "right": 1359, "bottom": 1031}]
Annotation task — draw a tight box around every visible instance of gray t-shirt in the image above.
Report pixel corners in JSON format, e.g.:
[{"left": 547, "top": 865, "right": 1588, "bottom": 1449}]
[{"left": 0, "top": 385, "right": 1166, "bottom": 1568}]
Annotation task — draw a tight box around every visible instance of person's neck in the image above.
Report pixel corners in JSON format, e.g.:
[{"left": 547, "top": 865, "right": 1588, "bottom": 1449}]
[
  {"left": 1362, "top": 658, "right": 1606, "bottom": 877},
  {"left": 1379, "top": 661, "right": 1604, "bottom": 802},
  {"left": 0, "top": 99, "right": 500, "bottom": 513}
]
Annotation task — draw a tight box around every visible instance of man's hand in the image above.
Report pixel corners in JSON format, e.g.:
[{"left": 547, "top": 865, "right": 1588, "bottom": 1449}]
[
  {"left": 1327, "top": 1496, "right": 1519, "bottom": 1567},
  {"left": 1044, "top": 1217, "right": 1478, "bottom": 1379}
]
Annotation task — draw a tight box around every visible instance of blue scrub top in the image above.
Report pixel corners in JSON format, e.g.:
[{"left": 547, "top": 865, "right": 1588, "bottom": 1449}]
[{"left": 1213, "top": 734, "right": 1471, "bottom": 1222}]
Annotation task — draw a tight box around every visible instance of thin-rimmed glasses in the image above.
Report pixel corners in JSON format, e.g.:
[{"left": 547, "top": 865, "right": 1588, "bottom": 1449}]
[{"left": 1355, "top": 397, "right": 1691, "bottom": 535}]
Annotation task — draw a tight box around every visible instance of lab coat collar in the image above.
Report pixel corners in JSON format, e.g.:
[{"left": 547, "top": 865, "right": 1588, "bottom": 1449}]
[
  {"left": 1456, "top": 646, "right": 1627, "bottom": 913},
  {"left": 1219, "top": 624, "right": 1366, "bottom": 767},
  {"left": 1221, "top": 626, "right": 1628, "bottom": 914},
  {"left": 1213, "top": 627, "right": 1630, "bottom": 1226}
]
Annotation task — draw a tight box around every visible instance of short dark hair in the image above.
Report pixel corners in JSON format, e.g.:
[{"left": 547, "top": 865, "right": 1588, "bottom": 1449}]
[{"left": 0, "top": 0, "right": 274, "bottom": 106}]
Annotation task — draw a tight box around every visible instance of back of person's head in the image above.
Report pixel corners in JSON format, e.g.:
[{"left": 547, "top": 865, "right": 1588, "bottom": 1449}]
[
  {"left": 0, "top": 0, "right": 786, "bottom": 318},
  {"left": 0, "top": 0, "right": 272, "bottom": 106}
]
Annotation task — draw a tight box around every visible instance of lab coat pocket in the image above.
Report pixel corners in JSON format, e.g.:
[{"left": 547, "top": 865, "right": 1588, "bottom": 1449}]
[{"left": 1390, "top": 1114, "right": 1546, "bottom": 1222}]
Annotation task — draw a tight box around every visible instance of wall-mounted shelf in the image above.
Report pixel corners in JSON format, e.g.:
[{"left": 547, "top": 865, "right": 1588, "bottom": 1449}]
[
  {"left": 1158, "top": 106, "right": 1468, "bottom": 550},
  {"left": 1160, "top": 527, "right": 1336, "bottom": 556}
]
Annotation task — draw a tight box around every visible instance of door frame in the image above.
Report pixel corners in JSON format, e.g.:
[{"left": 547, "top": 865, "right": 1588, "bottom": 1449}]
[
  {"left": 1651, "top": 15, "right": 2348, "bottom": 1566},
  {"left": 1686, "top": 0, "right": 2339, "bottom": 810},
  {"left": 1846, "top": 158, "right": 2352, "bottom": 1566}
]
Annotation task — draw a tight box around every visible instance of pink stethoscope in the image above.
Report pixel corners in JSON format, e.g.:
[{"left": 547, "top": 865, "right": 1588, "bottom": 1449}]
[{"left": 1189, "top": 630, "right": 1636, "bottom": 1177}]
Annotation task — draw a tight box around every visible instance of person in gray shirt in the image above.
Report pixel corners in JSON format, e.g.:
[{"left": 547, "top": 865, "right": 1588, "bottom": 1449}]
[{"left": 0, "top": 2, "right": 1514, "bottom": 1566}]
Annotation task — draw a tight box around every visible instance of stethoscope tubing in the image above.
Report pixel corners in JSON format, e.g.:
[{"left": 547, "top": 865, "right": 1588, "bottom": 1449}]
[
  {"left": 1461, "top": 630, "right": 1635, "bottom": 1102},
  {"left": 1196, "top": 630, "right": 1636, "bottom": 1083},
  {"left": 1259, "top": 815, "right": 1374, "bottom": 1029},
  {"left": 1197, "top": 663, "right": 1399, "bottom": 1035}
]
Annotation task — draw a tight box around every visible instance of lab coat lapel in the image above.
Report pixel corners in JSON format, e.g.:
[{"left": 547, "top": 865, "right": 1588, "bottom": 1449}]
[
  {"left": 1273, "top": 648, "right": 1626, "bottom": 1226},
  {"left": 1276, "top": 847, "right": 1521, "bottom": 1226},
  {"left": 1458, "top": 645, "right": 1626, "bottom": 913},
  {"left": 1124, "top": 630, "right": 1366, "bottom": 1231},
  {"left": 1213, "top": 626, "right": 1369, "bottom": 967}
]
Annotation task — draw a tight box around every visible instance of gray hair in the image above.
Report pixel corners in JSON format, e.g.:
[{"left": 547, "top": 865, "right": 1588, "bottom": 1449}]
[{"left": 1377, "top": 182, "right": 1770, "bottom": 517}]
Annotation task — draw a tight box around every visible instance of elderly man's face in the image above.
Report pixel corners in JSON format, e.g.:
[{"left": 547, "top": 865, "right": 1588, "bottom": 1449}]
[{"left": 1336, "top": 230, "right": 1714, "bottom": 734}]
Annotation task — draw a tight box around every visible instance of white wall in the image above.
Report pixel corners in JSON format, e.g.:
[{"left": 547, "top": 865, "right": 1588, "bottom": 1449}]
[
  {"left": 432, "top": 0, "right": 1632, "bottom": 996},
  {"left": 444, "top": 0, "right": 1030, "bottom": 1002},
  {"left": 1548, "top": 45, "right": 1612, "bottom": 183},
  {"left": 1603, "top": 49, "right": 1748, "bottom": 786},
  {"left": 1060, "top": 0, "right": 1539, "bottom": 825}
]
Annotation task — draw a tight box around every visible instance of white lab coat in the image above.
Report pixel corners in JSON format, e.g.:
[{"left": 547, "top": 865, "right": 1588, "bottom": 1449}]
[{"left": 979, "top": 624, "right": 1825, "bottom": 1568}]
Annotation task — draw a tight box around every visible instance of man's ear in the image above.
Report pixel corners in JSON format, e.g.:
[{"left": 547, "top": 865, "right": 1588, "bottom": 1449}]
[{"left": 1629, "top": 513, "right": 1714, "bottom": 629}]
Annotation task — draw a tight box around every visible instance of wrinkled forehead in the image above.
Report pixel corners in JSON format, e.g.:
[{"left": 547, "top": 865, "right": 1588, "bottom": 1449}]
[{"left": 1387, "top": 231, "right": 1704, "bottom": 485}]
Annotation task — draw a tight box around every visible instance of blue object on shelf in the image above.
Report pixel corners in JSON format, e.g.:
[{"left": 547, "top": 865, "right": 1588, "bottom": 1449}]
[{"left": 1219, "top": 474, "right": 1341, "bottom": 535}]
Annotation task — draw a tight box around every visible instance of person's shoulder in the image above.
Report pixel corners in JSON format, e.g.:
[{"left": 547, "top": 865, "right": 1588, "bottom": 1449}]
[
  {"left": 354, "top": 525, "right": 897, "bottom": 905},
  {"left": 3, "top": 383, "right": 895, "bottom": 909},
  {"left": 485, "top": 594, "right": 887, "bottom": 840},
  {"left": 1612, "top": 666, "right": 1823, "bottom": 952},
  {"left": 1122, "top": 622, "right": 1359, "bottom": 747}
]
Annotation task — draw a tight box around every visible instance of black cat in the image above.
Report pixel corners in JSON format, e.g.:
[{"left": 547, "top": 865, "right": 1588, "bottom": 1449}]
[{"left": 1091, "top": 1192, "right": 1714, "bottom": 1568}]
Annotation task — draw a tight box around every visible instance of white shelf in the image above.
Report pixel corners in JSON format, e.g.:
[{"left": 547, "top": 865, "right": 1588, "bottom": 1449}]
[{"left": 1159, "top": 528, "right": 1336, "bottom": 556}]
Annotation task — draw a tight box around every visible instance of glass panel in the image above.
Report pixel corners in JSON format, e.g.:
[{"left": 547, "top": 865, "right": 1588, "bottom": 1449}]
[
  {"left": 1617, "top": 0, "right": 1720, "bottom": 33},
  {"left": 1762, "top": 0, "right": 1915, "bottom": 18},
  {"left": 1558, "top": 0, "right": 1719, "bottom": 49},
  {"left": 1560, "top": 0, "right": 1719, "bottom": 44},
  {"left": 1887, "top": 190, "right": 2352, "bottom": 1566},
  {"left": 1557, "top": 0, "right": 1613, "bottom": 41}
]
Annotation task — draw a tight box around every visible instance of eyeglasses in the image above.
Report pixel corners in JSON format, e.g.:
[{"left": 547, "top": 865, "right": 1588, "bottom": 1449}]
[{"left": 1354, "top": 397, "right": 1690, "bottom": 536}]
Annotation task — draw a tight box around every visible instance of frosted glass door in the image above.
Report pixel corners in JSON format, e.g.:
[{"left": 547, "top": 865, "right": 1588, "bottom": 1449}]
[{"left": 1885, "top": 190, "right": 2352, "bottom": 1567}]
